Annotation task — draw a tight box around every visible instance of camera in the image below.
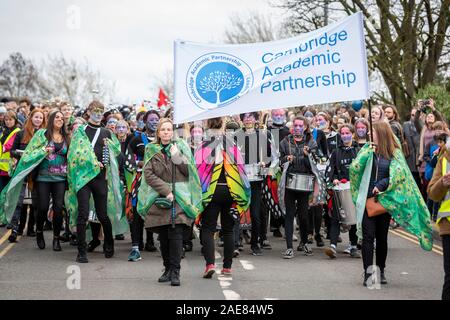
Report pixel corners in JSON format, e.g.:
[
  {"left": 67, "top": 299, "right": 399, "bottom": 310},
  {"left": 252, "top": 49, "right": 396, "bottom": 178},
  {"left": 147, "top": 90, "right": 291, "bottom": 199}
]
[{"left": 419, "top": 99, "right": 432, "bottom": 114}]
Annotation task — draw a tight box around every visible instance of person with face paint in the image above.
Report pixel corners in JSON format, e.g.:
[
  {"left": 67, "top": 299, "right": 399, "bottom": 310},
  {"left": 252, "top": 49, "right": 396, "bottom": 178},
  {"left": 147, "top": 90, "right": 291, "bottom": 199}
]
[
  {"left": 316, "top": 112, "right": 342, "bottom": 158},
  {"left": 325, "top": 124, "right": 361, "bottom": 259},
  {"left": 5, "top": 108, "right": 46, "bottom": 241},
  {"left": 279, "top": 116, "right": 318, "bottom": 258},
  {"left": 303, "top": 109, "right": 327, "bottom": 247},
  {"left": 127, "top": 110, "right": 161, "bottom": 261},
  {"left": 68, "top": 101, "right": 116, "bottom": 263},
  {"left": 266, "top": 109, "right": 290, "bottom": 239},
  {"left": 236, "top": 111, "right": 277, "bottom": 255},
  {"left": 355, "top": 118, "right": 369, "bottom": 148}
]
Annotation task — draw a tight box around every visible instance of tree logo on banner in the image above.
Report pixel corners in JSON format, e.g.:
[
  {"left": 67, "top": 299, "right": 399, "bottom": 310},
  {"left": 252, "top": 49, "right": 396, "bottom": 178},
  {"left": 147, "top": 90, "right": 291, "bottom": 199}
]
[{"left": 186, "top": 52, "right": 253, "bottom": 110}]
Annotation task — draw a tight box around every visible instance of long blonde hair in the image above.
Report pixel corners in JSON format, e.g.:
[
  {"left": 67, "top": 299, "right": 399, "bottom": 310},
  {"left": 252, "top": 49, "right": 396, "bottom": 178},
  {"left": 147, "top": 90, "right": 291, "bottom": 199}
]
[{"left": 373, "top": 121, "right": 400, "bottom": 160}]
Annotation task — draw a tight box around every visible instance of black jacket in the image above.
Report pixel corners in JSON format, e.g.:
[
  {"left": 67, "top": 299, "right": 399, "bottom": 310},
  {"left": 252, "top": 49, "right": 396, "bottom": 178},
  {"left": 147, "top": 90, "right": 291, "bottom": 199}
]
[
  {"left": 325, "top": 131, "right": 342, "bottom": 158},
  {"left": 280, "top": 134, "right": 317, "bottom": 175},
  {"left": 235, "top": 128, "right": 273, "bottom": 165},
  {"left": 327, "top": 143, "right": 360, "bottom": 182},
  {"left": 368, "top": 154, "right": 391, "bottom": 198}
]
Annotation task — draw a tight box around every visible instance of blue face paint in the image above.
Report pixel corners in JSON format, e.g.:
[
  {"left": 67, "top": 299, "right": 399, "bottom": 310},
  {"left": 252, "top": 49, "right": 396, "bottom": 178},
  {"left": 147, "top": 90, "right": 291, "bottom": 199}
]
[
  {"left": 356, "top": 128, "right": 367, "bottom": 138},
  {"left": 293, "top": 125, "right": 304, "bottom": 137},
  {"left": 341, "top": 134, "right": 353, "bottom": 144},
  {"left": 137, "top": 120, "right": 145, "bottom": 130},
  {"left": 272, "top": 115, "right": 285, "bottom": 125},
  {"left": 89, "top": 112, "right": 103, "bottom": 123}
]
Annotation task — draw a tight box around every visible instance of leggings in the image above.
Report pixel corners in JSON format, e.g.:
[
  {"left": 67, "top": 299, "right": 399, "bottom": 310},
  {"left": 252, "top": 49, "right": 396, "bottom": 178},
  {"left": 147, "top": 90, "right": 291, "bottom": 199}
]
[{"left": 36, "top": 181, "right": 66, "bottom": 237}]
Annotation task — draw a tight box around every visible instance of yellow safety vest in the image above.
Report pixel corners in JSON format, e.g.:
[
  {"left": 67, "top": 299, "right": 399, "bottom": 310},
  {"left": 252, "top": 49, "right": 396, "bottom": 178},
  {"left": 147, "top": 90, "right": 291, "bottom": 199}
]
[
  {"left": 0, "top": 128, "right": 20, "bottom": 173},
  {"left": 437, "top": 157, "right": 450, "bottom": 224}
]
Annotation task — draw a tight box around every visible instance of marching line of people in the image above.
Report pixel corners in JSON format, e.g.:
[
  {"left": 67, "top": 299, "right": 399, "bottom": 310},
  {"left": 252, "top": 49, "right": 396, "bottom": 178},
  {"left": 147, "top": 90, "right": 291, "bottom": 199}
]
[{"left": 0, "top": 98, "right": 447, "bottom": 298}]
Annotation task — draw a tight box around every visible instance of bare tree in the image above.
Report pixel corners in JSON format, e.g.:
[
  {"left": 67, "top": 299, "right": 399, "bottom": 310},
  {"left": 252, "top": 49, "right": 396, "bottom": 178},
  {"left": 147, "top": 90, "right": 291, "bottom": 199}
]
[
  {"left": 40, "top": 54, "right": 116, "bottom": 107},
  {"left": 0, "top": 52, "right": 48, "bottom": 100},
  {"left": 224, "top": 11, "right": 278, "bottom": 44},
  {"left": 150, "top": 68, "right": 174, "bottom": 103},
  {"left": 276, "top": 0, "right": 450, "bottom": 117}
]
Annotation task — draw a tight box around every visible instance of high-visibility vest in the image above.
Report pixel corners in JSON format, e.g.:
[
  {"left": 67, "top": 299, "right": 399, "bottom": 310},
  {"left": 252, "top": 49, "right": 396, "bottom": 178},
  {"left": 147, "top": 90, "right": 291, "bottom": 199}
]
[
  {"left": 0, "top": 128, "right": 20, "bottom": 173},
  {"left": 437, "top": 157, "right": 450, "bottom": 224}
]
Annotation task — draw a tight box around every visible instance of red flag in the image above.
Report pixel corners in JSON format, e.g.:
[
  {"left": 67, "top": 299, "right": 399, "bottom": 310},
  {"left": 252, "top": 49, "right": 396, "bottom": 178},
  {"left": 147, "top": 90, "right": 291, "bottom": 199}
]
[{"left": 157, "top": 88, "right": 169, "bottom": 108}]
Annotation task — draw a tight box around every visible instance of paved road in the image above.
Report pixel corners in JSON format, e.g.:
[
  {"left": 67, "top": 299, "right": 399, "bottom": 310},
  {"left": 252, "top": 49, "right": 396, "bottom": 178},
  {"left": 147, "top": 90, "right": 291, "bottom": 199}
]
[{"left": 0, "top": 225, "right": 444, "bottom": 300}]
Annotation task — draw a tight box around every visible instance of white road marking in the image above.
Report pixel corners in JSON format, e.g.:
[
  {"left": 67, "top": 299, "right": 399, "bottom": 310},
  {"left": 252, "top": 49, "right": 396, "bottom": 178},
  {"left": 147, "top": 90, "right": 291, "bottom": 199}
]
[
  {"left": 239, "top": 259, "right": 255, "bottom": 270},
  {"left": 222, "top": 289, "right": 241, "bottom": 300}
]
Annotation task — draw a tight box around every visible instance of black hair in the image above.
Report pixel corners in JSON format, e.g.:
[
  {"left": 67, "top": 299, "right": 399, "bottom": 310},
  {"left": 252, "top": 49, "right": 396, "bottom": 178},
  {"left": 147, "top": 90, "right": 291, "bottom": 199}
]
[{"left": 143, "top": 110, "right": 160, "bottom": 122}]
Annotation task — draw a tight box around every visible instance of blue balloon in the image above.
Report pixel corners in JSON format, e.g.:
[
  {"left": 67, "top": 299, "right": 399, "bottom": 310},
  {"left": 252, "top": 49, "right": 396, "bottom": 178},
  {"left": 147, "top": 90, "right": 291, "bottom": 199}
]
[{"left": 351, "top": 100, "right": 363, "bottom": 111}]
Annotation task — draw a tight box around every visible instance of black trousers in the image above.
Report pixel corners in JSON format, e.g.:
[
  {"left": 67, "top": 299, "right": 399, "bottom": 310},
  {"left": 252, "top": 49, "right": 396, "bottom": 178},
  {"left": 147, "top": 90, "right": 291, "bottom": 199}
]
[
  {"left": 361, "top": 210, "right": 391, "bottom": 273},
  {"left": 330, "top": 199, "right": 358, "bottom": 246},
  {"left": 308, "top": 204, "right": 323, "bottom": 237},
  {"left": 76, "top": 174, "right": 113, "bottom": 248},
  {"left": 201, "top": 185, "right": 235, "bottom": 269},
  {"left": 159, "top": 224, "right": 184, "bottom": 271},
  {"left": 284, "top": 190, "right": 310, "bottom": 249},
  {"left": 0, "top": 175, "right": 10, "bottom": 194},
  {"left": 249, "top": 182, "right": 262, "bottom": 248},
  {"left": 130, "top": 206, "right": 145, "bottom": 247},
  {"left": 36, "top": 181, "right": 65, "bottom": 237},
  {"left": 442, "top": 234, "right": 450, "bottom": 300}
]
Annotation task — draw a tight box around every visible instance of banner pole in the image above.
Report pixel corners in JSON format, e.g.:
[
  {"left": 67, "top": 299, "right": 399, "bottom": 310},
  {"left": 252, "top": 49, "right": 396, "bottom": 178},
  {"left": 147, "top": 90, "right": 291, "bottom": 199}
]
[
  {"left": 171, "top": 107, "right": 176, "bottom": 229},
  {"left": 368, "top": 99, "right": 373, "bottom": 143}
]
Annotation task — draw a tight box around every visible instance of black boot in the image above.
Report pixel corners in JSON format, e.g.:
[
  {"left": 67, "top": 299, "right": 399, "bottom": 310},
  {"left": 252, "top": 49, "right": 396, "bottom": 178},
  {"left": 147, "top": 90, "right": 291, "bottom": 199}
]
[
  {"left": 53, "top": 237, "right": 62, "bottom": 251},
  {"left": 8, "top": 230, "right": 18, "bottom": 243},
  {"left": 76, "top": 242, "right": 89, "bottom": 263},
  {"left": 104, "top": 241, "right": 114, "bottom": 258},
  {"left": 158, "top": 269, "right": 171, "bottom": 283},
  {"left": 36, "top": 231, "right": 45, "bottom": 249},
  {"left": 171, "top": 269, "right": 180, "bottom": 286},
  {"left": 87, "top": 239, "right": 101, "bottom": 252}
]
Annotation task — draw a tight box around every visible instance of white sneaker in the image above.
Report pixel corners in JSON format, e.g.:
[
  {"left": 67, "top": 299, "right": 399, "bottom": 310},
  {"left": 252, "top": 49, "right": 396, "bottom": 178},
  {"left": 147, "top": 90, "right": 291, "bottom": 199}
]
[
  {"left": 343, "top": 244, "right": 352, "bottom": 254},
  {"left": 282, "top": 248, "right": 294, "bottom": 259}
]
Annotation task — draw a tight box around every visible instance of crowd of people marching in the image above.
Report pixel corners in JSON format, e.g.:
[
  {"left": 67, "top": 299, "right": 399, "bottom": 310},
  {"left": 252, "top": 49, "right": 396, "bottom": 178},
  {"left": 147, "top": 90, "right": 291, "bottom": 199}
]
[{"left": 0, "top": 97, "right": 448, "bottom": 298}]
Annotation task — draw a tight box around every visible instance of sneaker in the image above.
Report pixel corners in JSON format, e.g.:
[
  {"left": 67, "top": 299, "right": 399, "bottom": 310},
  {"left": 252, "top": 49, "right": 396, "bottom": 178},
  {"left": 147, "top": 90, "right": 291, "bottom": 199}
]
[
  {"left": 273, "top": 229, "right": 283, "bottom": 238},
  {"left": 251, "top": 246, "right": 263, "bottom": 256},
  {"left": 325, "top": 246, "right": 337, "bottom": 259},
  {"left": 203, "top": 264, "right": 215, "bottom": 278},
  {"left": 221, "top": 268, "right": 232, "bottom": 275},
  {"left": 260, "top": 240, "right": 272, "bottom": 250},
  {"left": 350, "top": 248, "right": 361, "bottom": 258},
  {"left": 128, "top": 249, "right": 142, "bottom": 262},
  {"left": 302, "top": 243, "right": 313, "bottom": 256},
  {"left": 343, "top": 244, "right": 352, "bottom": 254},
  {"left": 282, "top": 248, "right": 294, "bottom": 259},
  {"left": 233, "top": 249, "right": 240, "bottom": 258},
  {"left": 307, "top": 234, "right": 314, "bottom": 244}
]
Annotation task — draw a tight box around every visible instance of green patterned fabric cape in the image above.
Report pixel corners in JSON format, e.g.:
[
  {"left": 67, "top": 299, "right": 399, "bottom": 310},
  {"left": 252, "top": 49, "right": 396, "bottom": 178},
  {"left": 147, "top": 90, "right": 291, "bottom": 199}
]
[
  {"left": 137, "top": 138, "right": 203, "bottom": 219},
  {"left": 65, "top": 125, "right": 128, "bottom": 235},
  {"left": 0, "top": 129, "right": 48, "bottom": 224},
  {"left": 349, "top": 143, "right": 433, "bottom": 251}
]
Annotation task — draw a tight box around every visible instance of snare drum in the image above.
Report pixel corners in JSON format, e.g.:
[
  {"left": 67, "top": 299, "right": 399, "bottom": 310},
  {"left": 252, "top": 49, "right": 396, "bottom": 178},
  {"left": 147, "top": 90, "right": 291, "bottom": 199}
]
[
  {"left": 333, "top": 182, "right": 356, "bottom": 225},
  {"left": 286, "top": 173, "right": 315, "bottom": 192},
  {"left": 244, "top": 164, "right": 263, "bottom": 182}
]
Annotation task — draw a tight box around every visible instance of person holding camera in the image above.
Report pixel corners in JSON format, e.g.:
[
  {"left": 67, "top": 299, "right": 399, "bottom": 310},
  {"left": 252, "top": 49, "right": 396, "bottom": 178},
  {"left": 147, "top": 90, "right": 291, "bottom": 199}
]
[{"left": 414, "top": 98, "right": 444, "bottom": 197}]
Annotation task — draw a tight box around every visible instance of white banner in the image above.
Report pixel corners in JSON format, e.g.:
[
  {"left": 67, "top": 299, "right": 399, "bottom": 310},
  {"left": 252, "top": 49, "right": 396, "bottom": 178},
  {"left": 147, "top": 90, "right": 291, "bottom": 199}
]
[{"left": 173, "top": 12, "right": 370, "bottom": 124}]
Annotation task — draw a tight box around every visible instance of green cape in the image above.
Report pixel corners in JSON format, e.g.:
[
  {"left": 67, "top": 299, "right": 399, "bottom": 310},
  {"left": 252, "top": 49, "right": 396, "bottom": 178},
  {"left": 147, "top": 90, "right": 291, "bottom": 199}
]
[
  {"left": 137, "top": 138, "right": 203, "bottom": 219},
  {"left": 65, "top": 126, "right": 128, "bottom": 235},
  {"left": 0, "top": 129, "right": 48, "bottom": 224},
  {"left": 350, "top": 144, "right": 433, "bottom": 251}
]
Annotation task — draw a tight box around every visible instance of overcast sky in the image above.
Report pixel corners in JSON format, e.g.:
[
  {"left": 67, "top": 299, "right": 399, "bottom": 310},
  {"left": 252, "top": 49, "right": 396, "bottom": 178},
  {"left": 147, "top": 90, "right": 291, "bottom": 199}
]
[{"left": 0, "top": 0, "right": 284, "bottom": 105}]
